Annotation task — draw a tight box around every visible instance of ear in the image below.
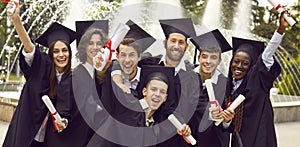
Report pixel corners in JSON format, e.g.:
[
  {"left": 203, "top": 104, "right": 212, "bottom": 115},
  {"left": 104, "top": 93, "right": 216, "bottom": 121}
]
[{"left": 142, "top": 87, "right": 147, "bottom": 96}]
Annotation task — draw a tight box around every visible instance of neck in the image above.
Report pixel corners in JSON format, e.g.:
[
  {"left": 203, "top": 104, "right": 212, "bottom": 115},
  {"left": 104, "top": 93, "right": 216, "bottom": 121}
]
[
  {"left": 145, "top": 108, "right": 155, "bottom": 119},
  {"left": 200, "top": 70, "right": 214, "bottom": 84},
  {"left": 166, "top": 57, "right": 180, "bottom": 68},
  {"left": 56, "top": 68, "right": 64, "bottom": 74},
  {"left": 128, "top": 67, "right": 138, "bottom": 81}
]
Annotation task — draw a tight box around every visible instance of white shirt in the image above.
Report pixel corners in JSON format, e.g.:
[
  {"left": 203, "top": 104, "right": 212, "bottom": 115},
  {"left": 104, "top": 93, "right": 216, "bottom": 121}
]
[
  {"left": 22, "top": 47, "right": 36, "bottom": 67},
  {"left": 193, "top": 66, "right": 221, "bottom": 86},
  {"left": 262, "top": 31, "right": 285, "bottom": 70},
  {"left": 159, "top": 55, "right": 186, "bottom": 75}
]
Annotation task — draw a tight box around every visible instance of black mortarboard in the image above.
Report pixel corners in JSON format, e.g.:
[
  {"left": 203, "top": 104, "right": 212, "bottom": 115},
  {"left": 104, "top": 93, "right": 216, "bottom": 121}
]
[
  {"left": 35, "top": 22, "right": 77, "bottom": 48},
  {"left": 190, "top": 29, "right": 231, "bottom": 53},
  {"left": 125, "top": 20, "right": 156, "bottom": 52},
  {"left": 232, "top": 37, "right": 264, "bottom": 66},
  {"left": 159, "top": 18, "right": 196, "bottom": 39},
  {"left": 75, "top": 20, "right": 109, "bottom": 46},
  {"left": 140, "top": 65, "right": 175, "bottom": 92}
]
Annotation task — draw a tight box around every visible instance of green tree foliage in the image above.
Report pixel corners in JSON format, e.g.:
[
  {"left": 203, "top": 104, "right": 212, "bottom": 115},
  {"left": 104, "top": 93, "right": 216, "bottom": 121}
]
[{"left": 180, "top": 0, "right": 206, "bottom": 24}]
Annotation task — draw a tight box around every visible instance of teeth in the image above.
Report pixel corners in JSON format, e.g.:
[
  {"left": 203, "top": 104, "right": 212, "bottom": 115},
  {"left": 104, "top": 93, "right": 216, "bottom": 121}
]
[{"left": 152, "top": 98, "right": 160, "bottom": 103}]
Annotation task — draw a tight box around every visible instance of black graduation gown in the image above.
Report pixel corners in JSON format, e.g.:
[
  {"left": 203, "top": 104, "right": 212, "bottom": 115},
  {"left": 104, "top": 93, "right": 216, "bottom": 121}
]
[
  {"left": 227, "top": 57, "right": 281, "bottom": 147},
  {"left": 3, "top": 47, "right": 51, "bottom": 147},
  {"left": 138, "top": 56, "right": 199, "bottom": 147},
  {"left": 65, "top": 64, "right": 102, "bottom": 147},
  {"left": 44, "top": 71, "right": 89, "bottom": 147},
  {"left": 87, "top": 75, "right": 158, "bottom": 147},
  {"left": 189, "top": 73, "right": 229, "bottom": 147}
]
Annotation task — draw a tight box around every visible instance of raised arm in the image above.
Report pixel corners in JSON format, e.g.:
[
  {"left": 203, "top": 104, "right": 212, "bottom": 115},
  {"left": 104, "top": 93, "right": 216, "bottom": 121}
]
[
  {"left": 262, "top": 12, "right": 289, "bottom": 70},
  {"left": 6, "top": 0, "right": 34, "bottom": 53}
]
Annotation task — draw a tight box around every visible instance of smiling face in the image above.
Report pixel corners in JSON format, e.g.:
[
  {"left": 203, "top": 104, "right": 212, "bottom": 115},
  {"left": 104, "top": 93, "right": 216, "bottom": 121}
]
[
  {"left": 165, "top": 33, "right": 188, "bottom": 63},
  {"left": 198, "top": 50, "right": 221, "bottom": 76},
  {"left": 52, "top": 41, "right": 70, "bottom": 73},
  {"left": 231, "top": 51, "right": 251, "bottom": 80},
  {"left": 85, "top": 34, "right": 103, "bottom": 65},
  {"left": 143, "top": 80, "right": 168, "bottom": 111},
  {"left": 118, "top": 44, "right": 140, "bottom": 80}
]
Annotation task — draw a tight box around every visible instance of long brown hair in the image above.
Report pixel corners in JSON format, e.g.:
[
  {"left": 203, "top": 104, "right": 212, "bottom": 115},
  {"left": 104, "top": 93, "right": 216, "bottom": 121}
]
[
  {"left": 48, "top": 40, "right": 72, "bottom": 98},
  {"left": 76, "top": 28, "right": 107, "bottom": 63}
]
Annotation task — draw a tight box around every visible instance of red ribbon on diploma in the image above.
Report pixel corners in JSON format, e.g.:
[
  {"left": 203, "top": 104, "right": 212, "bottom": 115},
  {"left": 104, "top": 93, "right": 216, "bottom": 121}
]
[
  {"left": 2, "top": 0, "right": 20, "bottom": 4},
  {"left": 105, "top": 39, "right": 115, "bottom": 60},
  {"left": 272, "top": 4, "right": 286, "bottom": 11},
  {"left": 50, "top": 111, "right": 59, "bottom": 131},
  {"left": 182, "top": 136, "right": 191, "bottom": 144}
]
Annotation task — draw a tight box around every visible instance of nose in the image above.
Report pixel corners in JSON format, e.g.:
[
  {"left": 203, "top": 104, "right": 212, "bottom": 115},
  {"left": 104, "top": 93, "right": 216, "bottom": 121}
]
[
  {"left": 124, "top": 55, "right": 130, "bottom": 62},
  {"left": 93, "top": 43, "right": 98, "bottom": 49},
  {"left": 173, "top": 42, "right": 180, "bottom": 49},
  {"left": 236, "top": 62, "right": 243, "bottom": 68},
  {"left": 59, "top": 50, "right": 63, "bottom": 56},
  {"left": 207, "top": 57, "right": 211, "bottom": 64}
]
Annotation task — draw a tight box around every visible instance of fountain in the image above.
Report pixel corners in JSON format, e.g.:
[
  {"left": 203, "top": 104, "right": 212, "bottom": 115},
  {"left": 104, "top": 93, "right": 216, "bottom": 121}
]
[{"left": 0, "top": 0, "right": 299, "bottom": 130}]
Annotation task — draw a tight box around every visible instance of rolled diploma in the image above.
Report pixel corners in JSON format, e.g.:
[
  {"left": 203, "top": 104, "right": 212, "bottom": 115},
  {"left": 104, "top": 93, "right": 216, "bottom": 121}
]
[
  {"left": 42, "top": 95, "right": 65, "bottom": 128},
  {"left": 267, "top": 0, "right": 296, "bottom": 26},
  {"left": 6, "top": 0, "right": 19, "bottom": 16},
  {"left": 94, "top": 23, "right": 130, "bottom": 71},
  {"left": 168, "top": 114, "right": 197, "bottom": 145},
  {"left": 205, "top": 79, "right": 217, "bottom": 106},
  {"left": 214, "top": 94, "right": 245, "bottom": 126}
]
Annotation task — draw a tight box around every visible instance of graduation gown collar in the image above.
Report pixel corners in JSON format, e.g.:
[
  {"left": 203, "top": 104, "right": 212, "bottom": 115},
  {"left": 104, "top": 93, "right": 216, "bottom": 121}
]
[{"left": 82, "top": 62, "right": 94, "bottom": 78}]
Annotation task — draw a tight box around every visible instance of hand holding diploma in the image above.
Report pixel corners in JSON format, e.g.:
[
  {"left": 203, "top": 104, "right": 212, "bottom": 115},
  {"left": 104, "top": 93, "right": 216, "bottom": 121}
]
[
  {"left": 168, "top": 114, "right": 196, "bottom": 145},
  {"left": 4, "top": 0, "right": 20, "bottom": 16},
  {"left": 205, "top": 79, "right": 221, "bottom": 111},
  {"left": 215, "top": 94, "right": 245, "bottom": 126},
  {"left": 267, "top": 0, "right": 296, "bottom": 26},
  {"left": 205, "top": 79, "right": 222, "bottom": 121},
  {"left": 94, "top": 23, "right": 130, "bottom": 71},
  {"left": 42, "top": 95, "right": 66, "bottom": 131}
]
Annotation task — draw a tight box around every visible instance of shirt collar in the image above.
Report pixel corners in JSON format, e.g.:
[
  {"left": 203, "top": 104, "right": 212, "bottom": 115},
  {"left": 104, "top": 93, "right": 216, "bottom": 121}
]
[
  {"left": 194, "top": 66, "right": 220, "bottom": 84},
  {"left": 56, "top": 70, "right": 64, "bottom": 83},
  {"left": 83, "top": 62, "right": 94, "bottom": 78},
  {"left": 121, "top": 67, "right": 141, "bottom": 90},
  {"left": 159, "top": 55, "right": 186, "bottom": 75}
]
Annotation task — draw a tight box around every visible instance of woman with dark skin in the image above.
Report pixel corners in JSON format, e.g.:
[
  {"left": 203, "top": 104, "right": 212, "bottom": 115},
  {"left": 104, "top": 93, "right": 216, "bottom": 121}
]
[{"left": 213, "top": 12, "right": 289, "bottom": 147}]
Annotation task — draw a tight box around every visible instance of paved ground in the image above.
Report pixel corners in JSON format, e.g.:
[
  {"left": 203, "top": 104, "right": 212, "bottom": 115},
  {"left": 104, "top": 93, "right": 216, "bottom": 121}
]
[{"left": 1, "top": 121, "right": 299, "bottom": 146}]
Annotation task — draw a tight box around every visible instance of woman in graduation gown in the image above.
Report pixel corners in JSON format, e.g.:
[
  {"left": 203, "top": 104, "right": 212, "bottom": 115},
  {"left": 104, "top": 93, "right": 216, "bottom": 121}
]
[
  {"left": 4, "top": 1, "right": 76, "bottom": 147},
  {"left": 223, "top": 13, "right": 289, "bottom": 147},
  {"left": 71, "top": 20, "right": 111, "bottom": 146}
]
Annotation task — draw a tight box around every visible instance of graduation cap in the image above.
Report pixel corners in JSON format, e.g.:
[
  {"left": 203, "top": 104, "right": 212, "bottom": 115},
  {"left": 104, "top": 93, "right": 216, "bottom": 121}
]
[
  {"left": 75, "top": 20, "right": 109, "bottom": 46},
  {"left": 232, "top": 37, "right": 264, "bottom": 66},
  {"left": 191, "top": 29, "right": 231, "bottom": 53},
  {"left": 125, "top": 20, "right": 156, "bottom": 52},
  {"left": 35, "top": 22, "right": 77, "bottom": 48},
  {"left": 139, "top": 65, "right": 175, "bottom": 94},
  {"left": 159, "top": 18, "right": 196, "bottom": 39},
  {"left": 190, "top": 29, "right": 232, "bottom": 64}
]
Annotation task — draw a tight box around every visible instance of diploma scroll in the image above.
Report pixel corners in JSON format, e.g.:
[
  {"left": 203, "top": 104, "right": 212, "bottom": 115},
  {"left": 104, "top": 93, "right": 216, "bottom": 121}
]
[
  {"left": 267, "top": 0, "right": 296, "bottom": 26},
  {"left": 168, "top": 114, "right": 197, "bottom": 145},
  {"left": 94, "top": 23, "right": 130, "bottom": 71},
  {"left": 205, "top": 79, "right": 220, "bottom": 110},
  {"left": 42, "top": 95, "right": 65, "bottom": 128},
  {"left": 214, "top": 94, "right": 245, "bottom": 126},
  {"left": 3, "top": 0, "right": 20, "bottom": 16}
]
